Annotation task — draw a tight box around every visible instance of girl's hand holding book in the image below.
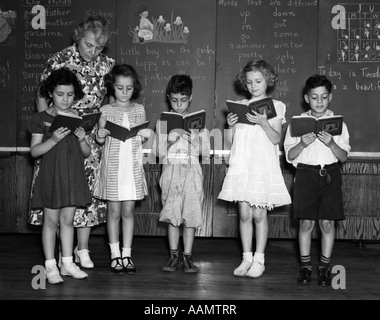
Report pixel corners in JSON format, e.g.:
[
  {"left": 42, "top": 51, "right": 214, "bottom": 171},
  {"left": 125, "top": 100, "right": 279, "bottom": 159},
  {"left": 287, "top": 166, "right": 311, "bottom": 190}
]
[
  {"left": 96, "top": 126, "right": 110, "bottom": 144},
  {"left": 52, "top": 127, "right": 70, "bottom": 143},
  {"left": 75, "top": 127, "right": 86, "bottom": 142},
  {"left": 227, "top": 113, "right": 238, "bottom": 128},
  {"left": 246, "top": 109, "right": 268, "bottom": 126},
  {"left": 97, "top": 127, "right": 110, "bottom": 139}
]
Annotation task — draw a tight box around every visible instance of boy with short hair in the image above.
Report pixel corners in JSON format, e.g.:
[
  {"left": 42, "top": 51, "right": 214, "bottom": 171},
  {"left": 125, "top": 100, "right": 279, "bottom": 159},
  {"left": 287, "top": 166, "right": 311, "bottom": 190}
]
[{"left": 284, "top": 74, "right": 351, "bottom": 286}]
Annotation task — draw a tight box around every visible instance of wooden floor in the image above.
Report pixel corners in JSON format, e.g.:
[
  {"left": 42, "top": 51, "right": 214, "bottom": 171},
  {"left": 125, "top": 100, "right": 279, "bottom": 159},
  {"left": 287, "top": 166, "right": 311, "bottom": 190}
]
[{"left": 0, "top": 233, "right": 379, "bottom": 300}]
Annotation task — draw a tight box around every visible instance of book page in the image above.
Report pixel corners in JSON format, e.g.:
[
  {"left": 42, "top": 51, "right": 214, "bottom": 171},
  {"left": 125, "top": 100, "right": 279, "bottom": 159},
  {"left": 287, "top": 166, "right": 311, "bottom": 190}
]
[{"left": 183, "top": 109, "right": 206, "bottom": 118}]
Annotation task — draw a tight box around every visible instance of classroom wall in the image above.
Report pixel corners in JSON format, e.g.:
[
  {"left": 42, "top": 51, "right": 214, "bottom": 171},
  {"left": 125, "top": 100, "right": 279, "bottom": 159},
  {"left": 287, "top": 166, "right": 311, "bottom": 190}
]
[
  {"left": 1, "top": 0, "right": 380, "bottom": 153},
  {"left": 0, "top": 0, "right": 379, "bottom": 238}
]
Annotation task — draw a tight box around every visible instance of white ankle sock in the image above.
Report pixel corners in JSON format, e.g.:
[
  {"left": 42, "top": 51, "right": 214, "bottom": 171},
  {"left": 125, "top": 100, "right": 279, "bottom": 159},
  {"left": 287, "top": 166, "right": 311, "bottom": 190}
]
[
  {"left": 253, "top": 252, "right": 265, "bottom": 264},
  {"left": 45, "top": 259, "right": 57, "bottom": 269},
  {"left": 109, "top": 242, "right": 121, "bottom": 258},
  {"left": 122, "top": 247, "right": 132, "bottom": 258},
  {"left": 61, "top": 256, "right": 73, "bottom": 265},
  {"left": 243, "top": 252, "right": 253, "bottom": 263}
]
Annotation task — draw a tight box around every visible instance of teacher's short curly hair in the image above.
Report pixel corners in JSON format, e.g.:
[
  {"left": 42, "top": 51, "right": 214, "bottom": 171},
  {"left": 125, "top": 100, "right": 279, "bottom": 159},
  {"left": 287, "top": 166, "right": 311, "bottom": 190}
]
[
  {"left": 39, "top": 67, "right": 84, "bottom": 102},
  {"left": 104, "top": 64, "right": 142, "bottom": 100},
  {"left": 236, "top": 59, "right": 278, "bottom": 93},
  {"left": 73, "top": 16, "right": 110, "bottom": 43}
]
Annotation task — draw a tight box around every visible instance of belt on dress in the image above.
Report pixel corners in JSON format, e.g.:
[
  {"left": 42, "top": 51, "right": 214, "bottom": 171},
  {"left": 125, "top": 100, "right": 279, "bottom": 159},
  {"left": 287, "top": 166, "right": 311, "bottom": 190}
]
[{"left": 297, "top": 163, "right": 338, "bottom": 177}]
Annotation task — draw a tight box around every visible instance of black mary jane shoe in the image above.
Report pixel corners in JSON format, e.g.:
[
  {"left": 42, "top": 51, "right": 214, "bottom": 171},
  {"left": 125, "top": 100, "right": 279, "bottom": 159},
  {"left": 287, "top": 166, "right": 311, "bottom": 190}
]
[
  {"left": 317, "top": 267, "right": 332, "bottom": 286},
  {"left": 110, "top": 257, "right": 124, "bottom": 273},
  {"left": 297, "top": 267, "right": 312, "bottom": 285},
  {"left": 122, "top": 257, "right": 136, "bottom": 275}
]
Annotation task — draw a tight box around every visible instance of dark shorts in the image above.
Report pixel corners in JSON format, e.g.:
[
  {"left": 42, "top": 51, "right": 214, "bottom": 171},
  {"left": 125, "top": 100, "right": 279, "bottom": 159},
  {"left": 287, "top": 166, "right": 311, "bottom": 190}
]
[{"left": 292, "top": 163, "right": 345, "bottom": 221}]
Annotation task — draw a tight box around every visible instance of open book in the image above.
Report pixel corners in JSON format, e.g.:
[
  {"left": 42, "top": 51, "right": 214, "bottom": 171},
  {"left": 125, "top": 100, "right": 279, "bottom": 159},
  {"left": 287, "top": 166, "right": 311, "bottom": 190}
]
[
  {"left": 159, "top": 110, "right": 206, "bottom": 134},
  {"left": 49, "top": 112, "right": 101, "bottom": 133},
  {"left": 226, "top": 97, "right": 277, "bottom": 125},
  {"left": 290, "top": 115, "right": 343, "bottom": 137},
  {"left": 104, "top": 120, "right": 150, "bottom": 142}
]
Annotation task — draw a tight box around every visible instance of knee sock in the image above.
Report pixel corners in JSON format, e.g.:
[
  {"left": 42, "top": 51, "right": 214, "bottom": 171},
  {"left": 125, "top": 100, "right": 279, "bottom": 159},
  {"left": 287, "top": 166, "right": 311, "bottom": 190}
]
[
  {"left": 319, "top": 255, "right": 331, "bottom": 269},
  {"left": 243, "top": 252, "right": 253, "bottom": 263},
  {"left": 300, "top": 255, "right": 312, "bottom": 270},
  {"left": 253, "top": 252, "right": 265, "bottom": 265}
]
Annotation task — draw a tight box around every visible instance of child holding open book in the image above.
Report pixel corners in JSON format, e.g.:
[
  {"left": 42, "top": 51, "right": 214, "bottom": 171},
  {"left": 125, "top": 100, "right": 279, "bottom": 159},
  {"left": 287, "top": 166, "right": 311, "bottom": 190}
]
[
  {"left": 94, "top": 64, "right": 149, "bottom": 273},
  {"left": 28, "top": 67, "right": 91, "bottom": 284},
  {"left": 29, "top": 16, "right": 115, "bottom": 269},
  {"left": 153, "top": 74, "right": 210, "bottom": 273},
  {"left": 284, "top": 74, "right": 350, "bottom": 286},
  {"left": 218, "top": 59, "right": 291, "bottom": 278}
]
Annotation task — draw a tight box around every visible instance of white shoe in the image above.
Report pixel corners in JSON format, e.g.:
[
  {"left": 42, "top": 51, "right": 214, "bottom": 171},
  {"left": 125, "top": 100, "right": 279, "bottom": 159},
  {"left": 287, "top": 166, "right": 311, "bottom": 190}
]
[
  {"left": 245, "top": 260, "right": 265, "bottom": 278},
  {"left": 60, "top": 262, "right": 88, "bottom": 279},
  {"left": 74, "top": 246, "right": 94, "bottom": 269},
  {"left": 233, "top": 259, "right": 252, "bottom": 277},
  {"left": 45, "top": 265, "right": 64, "bottom": 285}
]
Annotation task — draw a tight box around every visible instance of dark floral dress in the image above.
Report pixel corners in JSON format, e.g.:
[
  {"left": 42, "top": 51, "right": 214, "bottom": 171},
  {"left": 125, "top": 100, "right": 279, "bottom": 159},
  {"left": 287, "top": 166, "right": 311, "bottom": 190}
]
[{"left": 29, "top": 44, "right": 115, "bottom": 227}]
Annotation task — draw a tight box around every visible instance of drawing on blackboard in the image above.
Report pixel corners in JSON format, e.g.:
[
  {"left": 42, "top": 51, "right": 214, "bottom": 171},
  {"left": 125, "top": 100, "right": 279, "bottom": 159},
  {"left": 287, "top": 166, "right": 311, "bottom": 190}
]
[
  {"left": 129, "top": 4, "right": 190, "bottom": 44},
  {"left": 0, "top": 9, "right": 16, "bottom": 44},
  {"left": 336, "top": 3, "right": 380, "bottom": 63}
]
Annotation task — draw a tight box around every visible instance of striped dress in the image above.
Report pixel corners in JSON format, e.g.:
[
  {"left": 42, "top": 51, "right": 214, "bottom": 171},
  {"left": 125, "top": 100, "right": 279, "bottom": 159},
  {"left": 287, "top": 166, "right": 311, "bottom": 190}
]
[{"left": 94, "top": 103, "right": 147, "bottom": 201}]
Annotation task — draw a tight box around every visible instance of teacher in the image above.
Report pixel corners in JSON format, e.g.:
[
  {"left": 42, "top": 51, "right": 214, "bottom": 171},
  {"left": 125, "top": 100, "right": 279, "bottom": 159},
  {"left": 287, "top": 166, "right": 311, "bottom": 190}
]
[{"left": 29, "top": 16, "right": 115, "bottom": 269}]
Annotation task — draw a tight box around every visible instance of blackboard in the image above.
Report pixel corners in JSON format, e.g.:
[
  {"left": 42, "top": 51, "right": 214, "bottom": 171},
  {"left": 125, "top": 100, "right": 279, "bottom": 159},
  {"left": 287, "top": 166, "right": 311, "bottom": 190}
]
[
  {"left": 16, "top": 0, "right": 117, "bottom": 148},
  {"left": 0, "top": 0, "right": 17, "bottom": 148},
  {"left": 318, "top": 0, "right": 380, "bottom": 153},
  {"left": 116, "top": 0, "right": 216, "bottom": 140},
  {"left": 2, "top": 0, "right": 379, "bottom": 154},
  {"left": 215, "top": 0, "right": 318, "bottom": 151}
]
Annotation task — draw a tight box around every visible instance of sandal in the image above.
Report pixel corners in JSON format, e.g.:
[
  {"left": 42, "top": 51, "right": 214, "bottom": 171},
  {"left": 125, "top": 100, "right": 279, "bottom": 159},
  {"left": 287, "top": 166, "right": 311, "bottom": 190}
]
[
  {"left": 122, "top": 257, "right": 136, "bottom": 274},
  {"left": 110, "top": 257, "right": 123, "bottom": 273}
]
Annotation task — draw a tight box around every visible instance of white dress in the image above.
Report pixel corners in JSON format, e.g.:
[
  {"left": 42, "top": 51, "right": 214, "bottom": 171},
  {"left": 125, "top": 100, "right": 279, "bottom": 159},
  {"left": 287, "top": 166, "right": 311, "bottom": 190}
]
[
  {"left": 94, "top": 103, "right": 147, "bottom": 201},
  {"left": 218, "top": 100, "right": 291, "bottom": 209}
]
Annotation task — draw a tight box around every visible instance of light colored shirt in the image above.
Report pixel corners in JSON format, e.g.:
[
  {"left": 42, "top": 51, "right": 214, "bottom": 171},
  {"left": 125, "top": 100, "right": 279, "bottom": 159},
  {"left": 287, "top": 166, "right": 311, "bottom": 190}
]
[{"left": 284, "top": 109, "right": 351, "bottom": 168}]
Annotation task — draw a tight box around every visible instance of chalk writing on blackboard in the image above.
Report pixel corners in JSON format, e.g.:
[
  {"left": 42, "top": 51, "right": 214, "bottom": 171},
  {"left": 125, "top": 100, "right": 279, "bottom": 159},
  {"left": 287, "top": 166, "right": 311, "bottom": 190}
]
[
  {"left": 215, "top": 0, "right": 318, "bottom": 141},
  {"left": 128, "top": 4, "right": 189, "bottom": 44},
  {"left": 18, "top": 3, "right": 74, "bottom": 145}
]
